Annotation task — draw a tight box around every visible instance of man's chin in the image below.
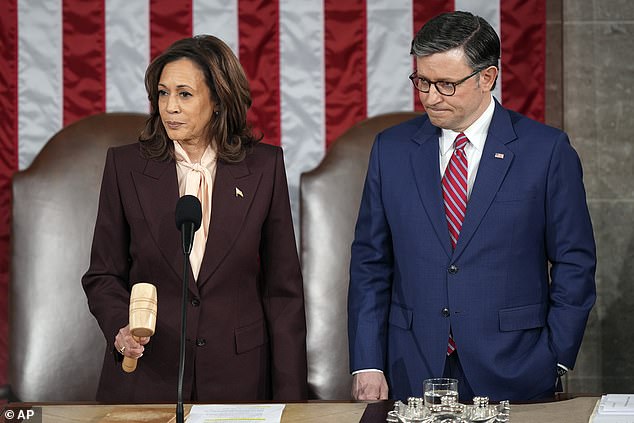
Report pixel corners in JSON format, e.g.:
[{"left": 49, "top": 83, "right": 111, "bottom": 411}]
[{"left": 427, "top": 115, "right": 450, "bottom": 129}]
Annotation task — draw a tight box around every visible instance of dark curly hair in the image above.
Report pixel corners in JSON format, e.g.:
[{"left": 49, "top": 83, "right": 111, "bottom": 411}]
[{"left": 140, "top": 35, "right": 261, "bottom": 163}]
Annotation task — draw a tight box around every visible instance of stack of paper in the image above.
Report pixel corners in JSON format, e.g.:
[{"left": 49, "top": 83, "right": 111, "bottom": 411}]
[
  {"left": 186, "top": 404, "right": 286, "bottom": 423},
  {"left": 591, "top": 395, "right": 634, "bottom": 423}
]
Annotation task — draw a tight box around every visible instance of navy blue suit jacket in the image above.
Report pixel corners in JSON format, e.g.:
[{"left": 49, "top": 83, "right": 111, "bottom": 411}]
[{"left": 348, "top": 101, "right": 596, "bottom": 401}]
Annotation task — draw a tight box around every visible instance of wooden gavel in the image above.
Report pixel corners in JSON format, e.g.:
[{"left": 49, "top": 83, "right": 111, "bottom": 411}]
[{"left": 122, "top": 282, "right": 157, "bottom": 373}]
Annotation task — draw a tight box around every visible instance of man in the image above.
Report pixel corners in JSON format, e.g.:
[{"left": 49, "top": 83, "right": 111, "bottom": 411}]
[{"left": 348, "top": 11, "right": 596, "bottom": 402}]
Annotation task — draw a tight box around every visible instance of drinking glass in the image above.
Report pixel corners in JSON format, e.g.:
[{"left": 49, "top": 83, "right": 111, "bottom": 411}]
[{"left": 423, "top": 377, "right": 458, "bottom": 408}]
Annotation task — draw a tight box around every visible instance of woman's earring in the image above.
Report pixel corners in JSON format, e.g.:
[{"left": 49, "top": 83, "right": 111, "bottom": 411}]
[{"left": 213, "top": 110, "right": 220, "bottom": 116}]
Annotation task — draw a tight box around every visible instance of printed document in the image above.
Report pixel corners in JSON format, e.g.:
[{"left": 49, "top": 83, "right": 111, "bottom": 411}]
[
  {"left": 591, "top": 395, "right": 634, "bottom": 423},
  {"left": 186, "top": 404, "right": 285, "bottom": 423}
]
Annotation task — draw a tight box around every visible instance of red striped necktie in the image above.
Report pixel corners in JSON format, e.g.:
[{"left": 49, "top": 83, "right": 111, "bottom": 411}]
[
  {"left": 442, "top": 133, "right": 469, "bottom": 249},
  {"left": 442, "top": 132, "right": 469, "bottom": 355}
]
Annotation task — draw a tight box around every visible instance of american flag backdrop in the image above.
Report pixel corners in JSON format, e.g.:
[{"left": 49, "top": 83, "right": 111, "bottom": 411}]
[{"left": 0, "top": 0, "right": 545, "bottom": 386}]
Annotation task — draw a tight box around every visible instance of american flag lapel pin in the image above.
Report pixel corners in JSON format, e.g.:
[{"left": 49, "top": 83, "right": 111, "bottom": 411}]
[
  {"left": 494, "top": 153, "right": 505, "bottom": 159},
  {"left": 235, "top": 187, "right": 244, "bottom": 198}
]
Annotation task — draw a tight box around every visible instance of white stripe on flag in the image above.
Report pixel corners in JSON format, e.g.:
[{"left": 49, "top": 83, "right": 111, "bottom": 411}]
[
  {"left": 455, "top": 0, "right": 502, "bottom": 102},
  {"left": 193, "top": 0, "right": 239, "bottom": 57},
  {"left": 279, "top": 0, "right": 326, "bottom": 233},
  {"left": 105, "top": 0, "right": 150, "bottom": 114},
  {"left": 366, "top": 0, "right": 414, "bottom": 116},
  {"left": 18, "top": 0, "right": 63, "bottom": 170}
]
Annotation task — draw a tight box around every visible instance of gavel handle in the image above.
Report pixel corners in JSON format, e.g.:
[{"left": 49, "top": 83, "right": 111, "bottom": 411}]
[{"left": 121, "top": 336, "right": 141, "bottom": 373}]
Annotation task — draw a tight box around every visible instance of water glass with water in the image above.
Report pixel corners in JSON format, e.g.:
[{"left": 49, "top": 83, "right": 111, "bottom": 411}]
[{"left": 423, "top": 377, "right": 458, "bottom": 408}]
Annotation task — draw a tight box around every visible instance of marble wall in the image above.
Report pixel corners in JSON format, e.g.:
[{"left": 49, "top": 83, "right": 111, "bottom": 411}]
[{"left": 546, "top": 0, "right": 634, "bottom": 393}]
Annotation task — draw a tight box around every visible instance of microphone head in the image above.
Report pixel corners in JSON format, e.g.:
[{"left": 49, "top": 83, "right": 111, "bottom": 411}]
[{"left": 175, "top": 195, "right": 202, "bottom": 232}]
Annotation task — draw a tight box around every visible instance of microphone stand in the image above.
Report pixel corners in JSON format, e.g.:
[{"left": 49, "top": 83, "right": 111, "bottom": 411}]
[{"left": 177, "top": 224, "right": 193, "bottom": 423}]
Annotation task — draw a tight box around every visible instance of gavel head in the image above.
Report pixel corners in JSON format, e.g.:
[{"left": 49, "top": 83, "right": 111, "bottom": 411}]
[{"left": 129, "top": 283, "right": 157, "bottom": 337}]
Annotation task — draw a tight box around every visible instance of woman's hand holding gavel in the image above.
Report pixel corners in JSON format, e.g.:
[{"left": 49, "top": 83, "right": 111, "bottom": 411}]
[{"left": 115, "top": 283, "right": 157, "bottom": 373}]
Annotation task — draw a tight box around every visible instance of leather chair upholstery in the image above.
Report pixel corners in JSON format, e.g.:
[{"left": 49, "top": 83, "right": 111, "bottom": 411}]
[
  {"left": 8, "top": 113, "right": 147, "bottom": 401},
  {"left": 300, "top": 112, "right": 419, "bottom": 399}
]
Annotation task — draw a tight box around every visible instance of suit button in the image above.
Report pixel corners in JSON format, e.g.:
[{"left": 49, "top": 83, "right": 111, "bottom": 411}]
[
  {"left": 191, "top": 298, "right": 200, "bottom": 307},
  {"left": 196, "top": 338, "right": 206, "bottom": 347},
  {"left": 442, "top": 308, "right": 450, "bottom": 317},
  {"left": 448, "top": 264, "right": 459, "bottom": 274}
]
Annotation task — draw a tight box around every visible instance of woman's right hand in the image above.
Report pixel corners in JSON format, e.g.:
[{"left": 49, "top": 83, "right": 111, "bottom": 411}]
[{"left": 114, "top": 324, "right": 150, "bottom": 359}]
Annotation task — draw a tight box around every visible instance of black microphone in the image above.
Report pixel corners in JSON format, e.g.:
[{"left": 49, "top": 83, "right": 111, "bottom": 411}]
[
  {"left": 175, "top": 195, "right": 202, "bottom": 255},
  {"left": 174, "top": 195, "right": 201, "bottom": 423}
]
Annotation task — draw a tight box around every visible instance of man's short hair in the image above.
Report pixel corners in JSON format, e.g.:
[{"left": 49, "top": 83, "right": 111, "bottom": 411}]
[{"left": 411, "top": 11, "right": 500, "bottom": 89}]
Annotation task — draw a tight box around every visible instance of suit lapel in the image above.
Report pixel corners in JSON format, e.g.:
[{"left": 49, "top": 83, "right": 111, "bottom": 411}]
[
  {"left": 452, "top": 102, "right": 516, "bottom": 259},
  {"left": 131, "top": 158, "right": 187, "bottom": 285},
  {"left": 196, "top": 159, "right": 261, "bottom": 287},
  {"left": 410, "top": 120, "right": 453, "bottom": 258}
]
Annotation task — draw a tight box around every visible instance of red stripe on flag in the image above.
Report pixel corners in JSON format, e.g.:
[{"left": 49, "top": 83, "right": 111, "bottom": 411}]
[
  {"left": 324, "top": 0, "right": 367, "bottom": 148},
  {"left": 0, "top": 0, "right": 18, "bottom": 390},
  {"left": 150, "top": 0, "right": 193, "bottom": 61},
  {"left": 238, "top": 0, "right": 281, "bottom": 146},
  {"left": 412, "top": 0, "right": 455, "bottom": 112},
  {"left": 501, "top": 0, "right": 545, "bottom": 122},
  {"left": 62, "top": 0, "right": 106, "bottom": 126}
]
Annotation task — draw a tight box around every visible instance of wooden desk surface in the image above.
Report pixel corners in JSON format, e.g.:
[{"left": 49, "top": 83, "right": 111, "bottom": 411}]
[
  {"left": 40, "top": 403, "right": 368, "bottom": 423},
  {"left": 3, "top": 397, "right": 600, "bottom": 423}
]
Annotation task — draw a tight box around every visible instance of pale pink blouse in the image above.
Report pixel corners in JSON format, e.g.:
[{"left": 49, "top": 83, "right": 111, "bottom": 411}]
[{"left": 173, "top": 141, "right": 217, "bottom": 281}]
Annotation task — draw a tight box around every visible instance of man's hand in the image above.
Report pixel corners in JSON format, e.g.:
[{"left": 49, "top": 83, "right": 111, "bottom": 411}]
[{"left": 351, "top": 371, "right": 389, "bottom": 400}]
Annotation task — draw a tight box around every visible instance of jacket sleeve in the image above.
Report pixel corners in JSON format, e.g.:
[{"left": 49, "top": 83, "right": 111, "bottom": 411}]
[
  {"left": 259, "top": 147, "right": 308, "bottom": 400},
  {"left": 348, "top": 134, "right": 394, "bottom": 372},
  {"left": 82, "top": 147, "right": 131, "bottom": 355},
  {"left": 545, "top": 132, "right": 597, "bottom": 369}
]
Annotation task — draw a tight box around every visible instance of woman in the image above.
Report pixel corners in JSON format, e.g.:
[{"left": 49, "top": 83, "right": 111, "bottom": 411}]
[{"left": 82, "top": 35, "right": 307, "bottom": 403}]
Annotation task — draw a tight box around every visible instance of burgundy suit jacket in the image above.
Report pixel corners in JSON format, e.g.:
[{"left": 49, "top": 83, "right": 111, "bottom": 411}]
[{"left": 82, "top": 142, "right": 307, "bottom": 403}]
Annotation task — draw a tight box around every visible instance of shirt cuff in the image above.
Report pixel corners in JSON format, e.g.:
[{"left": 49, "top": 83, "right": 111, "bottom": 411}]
[
  {"left": 352, "top": 369, "right": 383, "bottom": 375},
  {"left": 557, "top": 363, "right": 569, "bottom": 377}
]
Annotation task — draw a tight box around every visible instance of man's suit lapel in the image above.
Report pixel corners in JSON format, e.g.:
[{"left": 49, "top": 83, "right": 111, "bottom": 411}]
[
  {"left": 410, "top": 121, "right": 453, "bottom": 258},
  {"left": 453, "top": 102, "right": 516, "bottom": 259},
  {"left": 131, "top": 158, "right": 188, "bottom": 287},
  {"left": 196, "top": 159, "right": 261, "bottom": 287}
]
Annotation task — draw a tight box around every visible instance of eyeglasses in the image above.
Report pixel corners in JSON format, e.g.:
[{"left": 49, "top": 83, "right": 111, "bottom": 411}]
[{"left": 409, "top": 68, "right": 481, "bottom": 96}]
